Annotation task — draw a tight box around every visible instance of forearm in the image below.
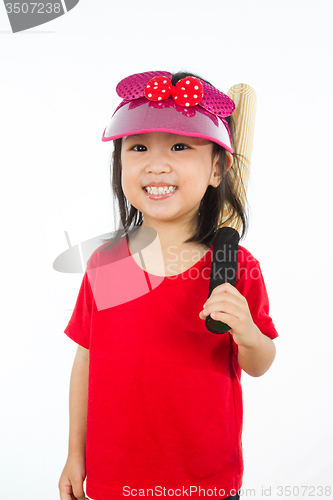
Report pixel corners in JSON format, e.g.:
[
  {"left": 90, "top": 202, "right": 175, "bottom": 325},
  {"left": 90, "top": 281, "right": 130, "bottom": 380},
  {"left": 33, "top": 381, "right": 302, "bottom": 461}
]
[
  {"left": 68, "top": 352, "right": 89, "bottom": 458},
  {"left": 237, "top": 325, "right": 276, "bottom": 377}
]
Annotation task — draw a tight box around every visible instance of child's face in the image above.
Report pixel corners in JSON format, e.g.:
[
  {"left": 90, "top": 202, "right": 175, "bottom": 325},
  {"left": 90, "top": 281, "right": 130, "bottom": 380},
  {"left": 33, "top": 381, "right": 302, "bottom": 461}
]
[{"left": 120, "top": 132, "right": 226, "bottom": 228}]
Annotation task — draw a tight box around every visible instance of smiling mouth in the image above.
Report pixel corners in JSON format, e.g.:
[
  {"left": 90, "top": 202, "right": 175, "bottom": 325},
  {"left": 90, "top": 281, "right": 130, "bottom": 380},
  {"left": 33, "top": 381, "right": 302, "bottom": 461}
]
[
  {"left": 143, "top": 186, "right": 178, "bottom": 195},
  {"left": 143, "top": 186, "right": 178, "bottom": 199}
]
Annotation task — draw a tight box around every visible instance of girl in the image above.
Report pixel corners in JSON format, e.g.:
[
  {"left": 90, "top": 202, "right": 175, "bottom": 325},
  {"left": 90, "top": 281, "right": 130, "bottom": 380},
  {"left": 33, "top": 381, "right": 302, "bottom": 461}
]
[{"left": 58, "top": 70, "right": 278, "bottom": 500}]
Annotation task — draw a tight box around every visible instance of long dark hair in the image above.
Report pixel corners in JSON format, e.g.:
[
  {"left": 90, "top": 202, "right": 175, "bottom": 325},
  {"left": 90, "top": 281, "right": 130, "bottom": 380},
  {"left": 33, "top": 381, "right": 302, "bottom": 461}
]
[{"left": 99, "top": 71, "right": 249, "bottom": 252}]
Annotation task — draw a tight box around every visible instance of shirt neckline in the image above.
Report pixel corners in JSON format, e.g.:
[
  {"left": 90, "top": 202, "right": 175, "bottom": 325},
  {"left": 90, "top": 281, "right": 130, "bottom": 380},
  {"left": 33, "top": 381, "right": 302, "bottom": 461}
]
[{"left": 124, "top": 234, "right": 213, "bottom": 285}]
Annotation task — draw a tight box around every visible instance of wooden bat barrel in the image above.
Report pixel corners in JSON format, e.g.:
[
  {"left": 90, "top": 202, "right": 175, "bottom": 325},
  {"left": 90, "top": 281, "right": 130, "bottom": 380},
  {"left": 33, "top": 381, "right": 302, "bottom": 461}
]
[{"left": 218, "top": 83, "right": 257, "bottom": 232}]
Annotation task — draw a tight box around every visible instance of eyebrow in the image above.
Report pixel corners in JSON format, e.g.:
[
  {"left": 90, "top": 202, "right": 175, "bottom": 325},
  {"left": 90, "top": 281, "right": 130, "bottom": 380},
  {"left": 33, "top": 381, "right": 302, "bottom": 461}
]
[{"left": 123, "top": 134, "right": 144, "bottom": 143}]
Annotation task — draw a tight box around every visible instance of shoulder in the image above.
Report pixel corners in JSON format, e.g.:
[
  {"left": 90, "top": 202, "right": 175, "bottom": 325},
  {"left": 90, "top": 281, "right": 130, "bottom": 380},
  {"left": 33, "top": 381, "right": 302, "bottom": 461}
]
[
  {"left": 86, "top": 235, "right": 127, "bottom": 271},
  {"left": 237, "top": 244, "right": 260, "bottom": 268},
  {"left": 236, "top": 245, "right": 263, "bottom": 286}
]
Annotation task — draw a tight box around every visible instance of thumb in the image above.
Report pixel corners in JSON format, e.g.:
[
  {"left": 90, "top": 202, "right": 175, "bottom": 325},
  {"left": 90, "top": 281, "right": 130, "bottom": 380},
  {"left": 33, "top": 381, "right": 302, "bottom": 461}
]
[{"left": 72, "top": 482, "right": 86, "bottom": 500}]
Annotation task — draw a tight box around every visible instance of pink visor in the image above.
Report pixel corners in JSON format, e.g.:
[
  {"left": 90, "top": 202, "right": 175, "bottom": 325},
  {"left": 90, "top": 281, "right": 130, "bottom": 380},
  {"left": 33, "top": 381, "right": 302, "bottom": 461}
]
[{"left": 102, "top": 71, "right": 235, "bottom": 153}]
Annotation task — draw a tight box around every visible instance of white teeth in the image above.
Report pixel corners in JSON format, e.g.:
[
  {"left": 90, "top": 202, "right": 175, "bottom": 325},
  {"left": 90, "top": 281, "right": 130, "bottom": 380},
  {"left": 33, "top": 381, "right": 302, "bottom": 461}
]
[{"left": 145, "top": 186, "right": 177, "bottom": 194}]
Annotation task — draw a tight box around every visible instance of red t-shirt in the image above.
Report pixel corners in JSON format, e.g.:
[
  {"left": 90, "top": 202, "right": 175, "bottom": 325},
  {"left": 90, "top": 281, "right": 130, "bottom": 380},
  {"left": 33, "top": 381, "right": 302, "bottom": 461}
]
[{"left": 64, "top": 235, "right": 278, "bottom": 500}]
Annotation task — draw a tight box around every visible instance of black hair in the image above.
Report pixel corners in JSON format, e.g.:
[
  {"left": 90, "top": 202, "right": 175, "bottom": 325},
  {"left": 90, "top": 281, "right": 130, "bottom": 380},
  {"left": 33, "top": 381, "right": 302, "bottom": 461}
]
[{"left": 99, "top": 70, "right": 249, "bottom": 252}]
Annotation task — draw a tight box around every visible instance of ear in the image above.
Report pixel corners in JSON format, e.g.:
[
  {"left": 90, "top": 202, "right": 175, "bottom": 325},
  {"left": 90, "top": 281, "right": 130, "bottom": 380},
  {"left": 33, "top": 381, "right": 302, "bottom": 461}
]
[
  {"left": 210, "top": 151, "right": 234, "bottom": 188},
  {"left": 225, "top": 151, "right": 234, "bottom": 172}
]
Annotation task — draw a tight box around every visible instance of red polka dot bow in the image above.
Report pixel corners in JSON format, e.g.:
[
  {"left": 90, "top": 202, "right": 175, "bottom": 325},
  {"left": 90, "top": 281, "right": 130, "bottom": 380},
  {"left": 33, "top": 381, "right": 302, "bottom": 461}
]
[
  {"left": 115, "top": 71, "right": 235, "bottom": 119},
  {"left": 144, "top": 76, "right": 204, "bottom": 107}
]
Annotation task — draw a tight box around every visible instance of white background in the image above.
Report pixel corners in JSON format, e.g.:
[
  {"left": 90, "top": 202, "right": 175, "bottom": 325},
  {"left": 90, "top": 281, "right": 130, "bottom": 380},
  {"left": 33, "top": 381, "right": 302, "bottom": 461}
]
[{"left": 1, "top": 0, "right": 332, "bottom": 499}]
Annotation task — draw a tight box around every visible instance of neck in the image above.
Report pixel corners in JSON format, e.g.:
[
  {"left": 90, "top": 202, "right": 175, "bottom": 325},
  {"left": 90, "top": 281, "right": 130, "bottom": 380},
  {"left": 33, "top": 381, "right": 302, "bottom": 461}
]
[
  {"left": 139, "top": 217, "right": 199, "bottom": 253},
  {"left": 127, "top": 217, "right": 210, "bottom": 277}
]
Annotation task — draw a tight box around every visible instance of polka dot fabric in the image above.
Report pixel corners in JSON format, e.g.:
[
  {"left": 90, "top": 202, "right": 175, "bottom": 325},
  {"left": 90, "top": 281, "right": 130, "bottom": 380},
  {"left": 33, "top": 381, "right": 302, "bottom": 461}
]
[
  {"left": 116, "top": 71, "right": 172, "bottom": 101},
  {"left": 200, "top": 80, "right": 235, "bottom": 117},
  {"left": 144, "top": 76, "right": 204, "bottom": 107},
  {"left": 144, "top": 76, "right": 173, "bottom": 101},
  {"left": 113, "top": 70, "right": 235, "bottom": 119}
]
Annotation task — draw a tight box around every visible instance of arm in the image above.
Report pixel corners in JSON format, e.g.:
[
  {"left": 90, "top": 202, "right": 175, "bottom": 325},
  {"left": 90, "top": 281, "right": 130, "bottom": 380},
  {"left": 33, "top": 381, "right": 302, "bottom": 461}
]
[
  {"left": 59, "top": 345, "right": 89, "bottom": 500},
  {"left": 237, "top": 323, "right": 276, "bottom": 377},
  {"left": 199, "top": 282, "right": 277, "bottom": 378},
  {"left": 68, "top": 345, "right": 89, "bottom": 457}
]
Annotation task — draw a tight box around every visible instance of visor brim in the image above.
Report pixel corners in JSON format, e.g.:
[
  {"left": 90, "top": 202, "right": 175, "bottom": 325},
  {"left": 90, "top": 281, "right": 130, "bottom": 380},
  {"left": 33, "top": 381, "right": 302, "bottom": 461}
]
[{"left": 102, "top": 98, "right": 233, "bottom": 154}]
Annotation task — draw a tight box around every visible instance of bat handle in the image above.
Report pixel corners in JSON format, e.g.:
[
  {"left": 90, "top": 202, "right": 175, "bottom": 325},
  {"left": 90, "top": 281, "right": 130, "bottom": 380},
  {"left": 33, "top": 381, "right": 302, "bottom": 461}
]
[
  {"left": 205, "top": 227, "right": 239, "bottom": 335},
  {"left": 205, "top": 314, "right": 231, "bottom": 334}
]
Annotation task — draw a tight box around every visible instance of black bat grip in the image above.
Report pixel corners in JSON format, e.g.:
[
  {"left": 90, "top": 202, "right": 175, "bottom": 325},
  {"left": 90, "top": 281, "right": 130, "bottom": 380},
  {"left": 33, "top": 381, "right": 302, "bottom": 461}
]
[{"left": 205, "top": 227, "right": 240, "bottom": 334}]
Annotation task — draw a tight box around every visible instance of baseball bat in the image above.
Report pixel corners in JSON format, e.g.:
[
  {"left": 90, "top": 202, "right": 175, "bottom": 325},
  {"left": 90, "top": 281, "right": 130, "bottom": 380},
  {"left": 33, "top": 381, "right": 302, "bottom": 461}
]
[
  {"left": 221, "top": 83, "right": 257, "bottom": 231},
  {"left": 205, "top": 83, "right": 257, "bottom": 334}
]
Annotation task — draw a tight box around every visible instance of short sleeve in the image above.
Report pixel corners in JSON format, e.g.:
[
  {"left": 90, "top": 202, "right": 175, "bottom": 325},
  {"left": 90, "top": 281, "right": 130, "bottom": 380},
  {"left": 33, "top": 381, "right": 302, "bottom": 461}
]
[
  {"left": 64, "top": 269, "right": 94, "bottom": 349},
  {"left": 236, "top": 259, "right": 279, "bottom": 341}
]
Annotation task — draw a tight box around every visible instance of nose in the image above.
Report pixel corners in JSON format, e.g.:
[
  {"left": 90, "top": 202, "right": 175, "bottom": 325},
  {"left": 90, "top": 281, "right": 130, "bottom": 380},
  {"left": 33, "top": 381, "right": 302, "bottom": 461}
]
[{"left": 145, "top": 150, "right": 172, "bottom": 174}]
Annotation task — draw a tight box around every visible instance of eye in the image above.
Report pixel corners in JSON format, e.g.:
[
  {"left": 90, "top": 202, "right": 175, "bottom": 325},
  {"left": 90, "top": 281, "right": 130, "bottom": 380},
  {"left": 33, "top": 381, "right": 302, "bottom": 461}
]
[
  {"left": 172, "top": 143, "right": 189, "bottom": 151},
  {"left": 131, "top": 144, "right": 147, "bottom": 152}
]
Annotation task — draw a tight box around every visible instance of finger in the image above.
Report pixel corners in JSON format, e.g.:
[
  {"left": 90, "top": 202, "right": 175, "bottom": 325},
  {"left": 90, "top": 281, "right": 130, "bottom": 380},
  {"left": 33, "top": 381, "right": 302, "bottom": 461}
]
[
  {"left": 200, "top": 301, "right": 241, "bottom": 321},
  {"left": 209, "top": 310, "right": 235, "bottom": 327},
  {"left": 72, "top": 482, "right": 86, "bottom": 500},
  {"left": 74, "top": 492, "right": 87, "bottom": 500},
  {"left": 211, "top": 303, "right": 240, "bottom": 320},
  {"left": 199, "top": 309, "right": 208, "bottom": 320},
  {"left": 210, "top": 282, "right": 241, "bottom": 297},
  {"left": 203, "top": 294, "right": 243, "bottom": 312},
  {"left": 59, "top": 483, "right": 75, "bottom": 500}
]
